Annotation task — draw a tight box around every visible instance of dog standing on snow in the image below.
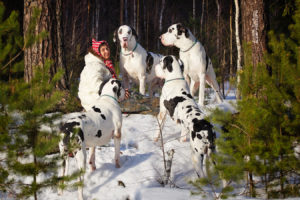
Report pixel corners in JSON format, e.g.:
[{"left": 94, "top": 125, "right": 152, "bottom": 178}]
[
  {"left": 160, "top": 23, "right": 223, "bottom": 106},
  {"left": 58, "top": 78, "right": 125, "bottom": 200},
  {"left": 155, "top": 55, "right": 216, "bottom": 177},
  {"left": 114, "top": 25, "right": 163, "bottom": 97}
]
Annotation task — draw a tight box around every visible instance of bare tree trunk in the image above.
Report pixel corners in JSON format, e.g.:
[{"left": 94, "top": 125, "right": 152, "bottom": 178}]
[
  {"left": 120, "top": 0, "right": 124, "bottom": 25},
  {"left": 137, "top": 0, "right": 139, "bottom": 35},
  {"left": 133, "top": 0, "right": 136, "bottom": 29},
  {"left": 24, "top": 0, "right": 68, "bottom": 89},
  {"left": 234, "top": 0, "right": 242, "bottom": 99},
  {"left": 216, "top": 0, "right": 220, "bottom": 60},
  {"left": 230, "top": 0, "right": 233, "bottom": 77},
  {"left": 158, "top": 0, "right": 166, "bottom": 50},
  {"left": 193, "top": 0, "right": 196, "bottom": 34},
  {"left": 200, "top": 0, "right": 205, "bottom": 38},
  {"left": 124, "top": 0, "right": 128, "bottom": 24}
]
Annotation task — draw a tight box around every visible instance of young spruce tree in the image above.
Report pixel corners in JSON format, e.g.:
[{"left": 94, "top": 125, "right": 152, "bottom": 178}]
[{"left": 0, "top": 3, "right": 79, "bottom": 199}]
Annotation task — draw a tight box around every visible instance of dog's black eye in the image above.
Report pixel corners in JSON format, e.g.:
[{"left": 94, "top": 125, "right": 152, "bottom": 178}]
[
  {"left": 119, "top": 29, "right": 122, "bottom": 34},
  {"left": 168, "top": 29, "right": 172, "bottom": 33},
  {"left": 128, "top": 30, "right": 131, "bottom": 34}
]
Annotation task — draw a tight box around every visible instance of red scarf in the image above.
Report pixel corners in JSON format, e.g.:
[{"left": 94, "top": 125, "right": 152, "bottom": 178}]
[{"left": 92, "top": 38, "right": 117, "bottom": 78}]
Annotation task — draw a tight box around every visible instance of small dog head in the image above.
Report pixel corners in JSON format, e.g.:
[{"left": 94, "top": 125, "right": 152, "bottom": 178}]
[
  {"left": 99, "top": 78, "right": 125, "bottom": 101},
  {"left": 156, "top": 55, "right": 184, "bottom": 79},
  {"left": 113, "top": 25, "right": 138, "bottom": 49},
  {"left": 160, "top": 23, "right": 190, "bottom": 47}
]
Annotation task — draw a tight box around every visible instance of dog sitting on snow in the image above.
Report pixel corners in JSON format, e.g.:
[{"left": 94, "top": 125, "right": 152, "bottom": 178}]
[
  {"left": 160, "top": 23, "right": 223, "bottom": 106},
  {"left": 113, "top": 25, "right": 163, "bottom": 97},
  {"left": 58, "top": 78, "right": 125, "bottom": 200},
  {"left": 155, "top": 55, "right": 216, "bottom": 177}
]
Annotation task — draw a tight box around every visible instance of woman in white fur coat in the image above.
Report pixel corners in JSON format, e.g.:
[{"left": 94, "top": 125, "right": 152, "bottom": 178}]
[{"left": 78, "top": 39, "right": 125, "bottom": 111}]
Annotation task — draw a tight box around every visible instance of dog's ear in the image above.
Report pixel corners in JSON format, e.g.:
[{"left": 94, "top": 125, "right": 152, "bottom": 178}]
[
  {"left": 111, "top": 79, "right": 122, "bottom": 97},
  {"left": 113, "top": 28, "right": 120, "bottom": 43},
  {"left": 163, "top": 56, "right": 173, "bottom": 73},
  {"left": 129, "top": 25, "right": 138, "bottom": 40},
  {"left": 177, "top": 58, "right": 184, "bottom": 73},
  {"left": 98, "top": 79, "right": 110, "bottom": 95},
  {"left": 177, "top": 23, "right": 189, "bottom": 38}
]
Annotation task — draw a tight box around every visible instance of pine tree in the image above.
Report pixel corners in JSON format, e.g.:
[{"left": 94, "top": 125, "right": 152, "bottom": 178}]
[
  {"left": 190, "top": 0, "right": 300, "bottom": 199},
  {"left": 0, "top": 3, "right": 79, "bottom": 199}
]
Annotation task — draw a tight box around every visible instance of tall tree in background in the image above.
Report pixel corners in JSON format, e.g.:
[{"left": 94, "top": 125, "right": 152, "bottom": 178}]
[
  {"left": 23, "top": 0, "right": 68, "bottom": 90},
  {"left": 241, "top": 0, "right": 266, "bottom": 67}
]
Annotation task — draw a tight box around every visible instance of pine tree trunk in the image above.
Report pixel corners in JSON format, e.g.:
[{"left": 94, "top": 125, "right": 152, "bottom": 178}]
[
  {"left": 234, "top": 0, "right": 242, "bottom": 99},
  {"left": 24, "top": 0, "right": 68, "bottom": 89},
  {"left": 241, "top": 0, "right": 266, "bottom": 67}
]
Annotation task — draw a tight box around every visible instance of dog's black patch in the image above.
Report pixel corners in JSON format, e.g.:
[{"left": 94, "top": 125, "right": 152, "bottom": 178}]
[
  {"left": 98, "top": 79, "right": 110, "bottom": 95},
  {"left": 163, "top": 56, "right": 173, "bottom": 73},
  {"left": 92, "top": 106, "right": 101, "bottom": 113},
  {"left": 177, "top": 23, "right": 189, "bottom": 38},
  {"left": 195, "top": 148, "right": 198, "bottom": 152},
  {"left": 182, "top": 91, "right": 193, "bottom": 99},
  {"left": 61, "top": 121, "right": 80, "bottom": 134},
  {"left": 197, "top": 133, "right": 202, "bottom": 140},
  {"left": 191, "top": 131, "right": 196, "bottom": 141},
  {"left": 186, "top": 108, "right": 192, "bottom": 113},
  {"left": 163, "top": 96, "right": 186, "bottom": 117},
  {"left": 129, "top": 26, "right": 138, "bottom": 40},
  {"left": 146, "top": 52, "right": 154, "bottom": 74},
  {"left": 96, "top": 130, "right": 102, "bottom": 138},
  {"left": 78, "top": 128, "right": 84, "bottom": 141},
  {"left": 195, "top": 113, "right": 201, "bottom": 116},
  {"left": 186, "top": 105, "right": 192, "bottom": 108},
  {"left": 192, "top": 118, "right": 215, "bottom": 143},
  {"left": 78, "top": 114, "right": 87, "bottom": 119},
  {"left": 101, "top": 114, "right": 106, "bottom": 120},
  {"left": 205, "top": 54, "right": 209, "bottom": 71}
]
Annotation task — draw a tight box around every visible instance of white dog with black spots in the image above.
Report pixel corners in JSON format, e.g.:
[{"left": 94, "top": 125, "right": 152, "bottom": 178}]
[
  {"left": 155, "top": 55, "right": 216, "bottom": 178},
  {"left": 160, "top": 23, "right": 223, "bottom": 106},
  {"left": 114, "top": 25, "right": 163, "bottom": 97},
  {"left": 58, "top": 78, "right": 125, "bottom": 200}
]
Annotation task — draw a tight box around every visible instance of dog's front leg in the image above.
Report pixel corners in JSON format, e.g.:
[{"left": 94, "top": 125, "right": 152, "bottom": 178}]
[
  {"left": 198, "top": 73, "right": 206, "bottom": 106},
  {"left": 139, "top": 74, "right": 146, "bottom": 95},
  {"left": 114, "top": 128, "right": 121, "bottom": 168},
  {"left": 75, "top": 145, "right": 86, "bottom": 200},
  {"left": 88, "top": 147, "right": 96, "bottom": 172}
]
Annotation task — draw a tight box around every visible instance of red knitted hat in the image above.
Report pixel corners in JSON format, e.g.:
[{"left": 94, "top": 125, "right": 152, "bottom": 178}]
[{"left": 92, "top": 38, "right": 109, "bottom": 57}]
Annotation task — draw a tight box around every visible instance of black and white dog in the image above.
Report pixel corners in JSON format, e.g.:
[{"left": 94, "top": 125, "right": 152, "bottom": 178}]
[
  {"left": 114, "top": 25, "right": 163, "bottom": 97},
  {"left": 155, "top": 55, "right": 216, "bottom": 177},
  {"left": 160, "top": 23, "right": 223, "bottom": 106},
  {"left": 58, "top": 78, "right": 125, "bottom": 200}
]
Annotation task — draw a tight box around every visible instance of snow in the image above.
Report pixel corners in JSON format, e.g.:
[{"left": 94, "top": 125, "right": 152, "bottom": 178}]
[{"left": 36, "top": 89, "right": 242, "bottom": 200}]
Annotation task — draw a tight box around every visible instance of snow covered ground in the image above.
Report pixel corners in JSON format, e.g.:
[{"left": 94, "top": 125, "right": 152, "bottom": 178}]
[{"left": 37, "top": 90, "right": 241, "bottom": 200}]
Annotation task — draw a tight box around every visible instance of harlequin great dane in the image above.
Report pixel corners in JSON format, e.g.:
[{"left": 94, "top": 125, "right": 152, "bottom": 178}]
[
  {"left": 160, "top": 23, "right": 223, "bottom": 106},
  {"left": 155, "top": 55, "right": 216, "bottom": 177},
  {"left": 58, "top": 78, "right": 125, "bottom": 200},
  {"left": 113, "top": 25, "right": 163, "bottom": 97}
]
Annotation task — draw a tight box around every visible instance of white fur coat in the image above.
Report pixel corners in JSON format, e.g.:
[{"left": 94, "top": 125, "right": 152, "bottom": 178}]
[{"left": 78, "top": 52, "right": 112, "bottom": 111}]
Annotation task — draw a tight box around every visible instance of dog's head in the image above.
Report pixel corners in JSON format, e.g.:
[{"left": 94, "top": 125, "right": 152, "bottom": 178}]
[
  {"left": 113, "top": 25, "right": 138, "bottom": 49},
  {"left": 156, "top": 55, "right": 184, "bottom": 79},
  {"left": 98, "top": 78, "right": 125, "bottom": 101},
  {"left": 160, "top": 23, "right": 190, "bottom": 48}
]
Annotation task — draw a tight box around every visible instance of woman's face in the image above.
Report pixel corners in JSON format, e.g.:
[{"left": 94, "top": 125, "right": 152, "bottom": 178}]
[{"left": 99, "top": 44, "right": 110, "bottom": 60}]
